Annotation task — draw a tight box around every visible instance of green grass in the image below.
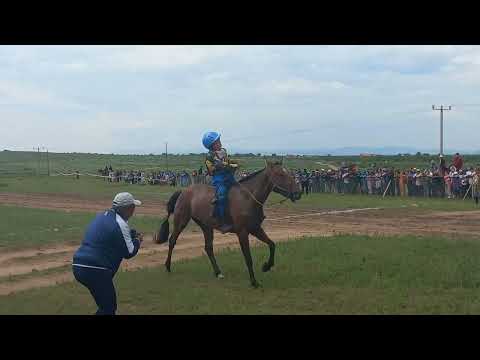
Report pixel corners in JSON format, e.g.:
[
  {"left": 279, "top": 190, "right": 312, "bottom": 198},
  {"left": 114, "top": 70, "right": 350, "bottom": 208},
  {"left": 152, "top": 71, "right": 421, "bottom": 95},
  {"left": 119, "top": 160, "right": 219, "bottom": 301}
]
[
  {"left": 0, "top": 150, "right": 478, "bottom": 213},
  {"left": 0, "top": 205, "right": 163, "bottom": 251},
  {"left": 0, "top": 150, "right": 263, "bottom": 176},
  {"left": 0, "top": 176, "right": 176, "bottom": 201},
  {"left": 276, "top": 192, "right": 478, "bottom": 212},
  {"left": 2, "top": 234, "right": 480, "bottom": 314},
  {"left": 0, "top": 190, "right": 475, "bottom": 252},
  {"left": 1, "top": 175, "right": 477, "bottom": 213},
  {"left": 2, "top": 150, "right": 479, "bottom": 176}
]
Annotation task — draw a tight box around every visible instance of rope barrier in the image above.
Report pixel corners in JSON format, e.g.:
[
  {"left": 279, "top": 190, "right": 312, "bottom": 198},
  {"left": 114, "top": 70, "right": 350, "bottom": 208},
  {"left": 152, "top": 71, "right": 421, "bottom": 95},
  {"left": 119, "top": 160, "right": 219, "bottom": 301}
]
[
  {"left": 51, "top": 172, "right": 78, "bottom": 177},
  {"left": 51, "top": 171, "right": 110, "bottom": 178},
  {"left": 264, "top": 207, "right": 382, "bottom": 222}
]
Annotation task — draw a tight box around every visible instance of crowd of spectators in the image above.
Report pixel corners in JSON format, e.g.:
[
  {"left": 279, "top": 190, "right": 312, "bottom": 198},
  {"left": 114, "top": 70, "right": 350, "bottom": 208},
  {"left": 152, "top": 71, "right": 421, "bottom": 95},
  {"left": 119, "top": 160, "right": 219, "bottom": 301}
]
[
  {"left": 98, "top": 153, "right": 480, "bottom": 203},
  {"left": 293, "top": 154, "right": 479, "bottom": 203}
]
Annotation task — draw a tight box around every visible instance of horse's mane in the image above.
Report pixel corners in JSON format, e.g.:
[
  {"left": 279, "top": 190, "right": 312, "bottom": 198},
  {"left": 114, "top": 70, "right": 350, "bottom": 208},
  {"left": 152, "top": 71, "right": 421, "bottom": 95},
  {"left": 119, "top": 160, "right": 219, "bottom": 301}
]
[{"left": 238, "top": 168, "right": 265, "bottom": 183}]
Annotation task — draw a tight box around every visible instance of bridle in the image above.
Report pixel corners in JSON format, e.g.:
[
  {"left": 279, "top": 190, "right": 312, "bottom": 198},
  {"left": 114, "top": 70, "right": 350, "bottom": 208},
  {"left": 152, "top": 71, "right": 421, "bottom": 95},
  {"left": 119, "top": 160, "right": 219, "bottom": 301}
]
[
  {"left": 237, "top": 167, "right": 298, "bottom": 207},
  {"left": 272, "top": 181, "right": 295, "bottom": 200}
]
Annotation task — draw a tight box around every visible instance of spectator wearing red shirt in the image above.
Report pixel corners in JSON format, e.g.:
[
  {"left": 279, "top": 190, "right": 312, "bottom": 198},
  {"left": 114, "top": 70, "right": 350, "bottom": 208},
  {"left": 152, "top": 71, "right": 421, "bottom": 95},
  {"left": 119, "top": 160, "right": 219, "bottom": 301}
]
[{"left": 452, "top": 153, "right": 464, "bottom": 171}]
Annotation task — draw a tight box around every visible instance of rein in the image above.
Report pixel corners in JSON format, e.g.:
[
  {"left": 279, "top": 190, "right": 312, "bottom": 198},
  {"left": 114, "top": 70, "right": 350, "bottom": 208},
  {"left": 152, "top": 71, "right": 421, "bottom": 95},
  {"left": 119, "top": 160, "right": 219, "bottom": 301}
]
[{"left": 237, "top": 173, "right": 293, "bottom": 208}]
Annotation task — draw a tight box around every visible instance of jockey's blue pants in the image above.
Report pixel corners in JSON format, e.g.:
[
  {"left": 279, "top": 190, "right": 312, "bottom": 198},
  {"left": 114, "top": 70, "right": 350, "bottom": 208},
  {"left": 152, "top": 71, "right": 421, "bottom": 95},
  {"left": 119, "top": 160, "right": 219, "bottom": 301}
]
[{"left": 212, "top": 171, "right": 236, "bottom": 221}]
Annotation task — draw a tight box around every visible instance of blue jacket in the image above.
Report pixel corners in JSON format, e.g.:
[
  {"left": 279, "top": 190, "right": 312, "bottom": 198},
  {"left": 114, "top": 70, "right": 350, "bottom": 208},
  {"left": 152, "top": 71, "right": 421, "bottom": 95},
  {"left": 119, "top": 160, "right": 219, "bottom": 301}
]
[{"left": 73, "top": 209, "right": 140, "bottom": 275}]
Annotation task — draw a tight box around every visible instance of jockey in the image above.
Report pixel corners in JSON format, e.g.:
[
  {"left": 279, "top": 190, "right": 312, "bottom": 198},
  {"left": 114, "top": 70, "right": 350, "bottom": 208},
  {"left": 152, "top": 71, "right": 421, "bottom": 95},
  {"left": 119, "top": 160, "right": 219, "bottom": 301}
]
[{"left": 202, "top": 131, "right": 238, "bottom": 233}]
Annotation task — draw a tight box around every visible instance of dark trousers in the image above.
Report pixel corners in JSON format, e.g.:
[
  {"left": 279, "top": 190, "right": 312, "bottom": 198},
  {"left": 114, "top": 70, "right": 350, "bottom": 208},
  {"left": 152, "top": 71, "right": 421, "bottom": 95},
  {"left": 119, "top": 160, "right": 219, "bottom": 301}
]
[
  {"left": 301, "top": 181, "right": 310, "bottom": 195},
  {"left": 73, "top": 266, "right": 117, "bottom": 315}
]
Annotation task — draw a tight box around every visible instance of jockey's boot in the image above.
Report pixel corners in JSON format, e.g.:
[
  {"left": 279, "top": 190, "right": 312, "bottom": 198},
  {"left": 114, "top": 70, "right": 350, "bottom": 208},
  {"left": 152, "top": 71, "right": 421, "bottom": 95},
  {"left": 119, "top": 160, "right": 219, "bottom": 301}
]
[
  {"left": 218, "top": 223, "right": 233, "bottom": 234},
  {"left": 217, "top": 215, "right": 233, "bottom": 233}
]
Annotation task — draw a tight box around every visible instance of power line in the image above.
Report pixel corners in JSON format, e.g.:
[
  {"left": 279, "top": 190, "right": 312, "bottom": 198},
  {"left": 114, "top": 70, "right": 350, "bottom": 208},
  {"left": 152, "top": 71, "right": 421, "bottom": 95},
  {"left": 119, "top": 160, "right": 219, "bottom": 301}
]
[
  {"left": 390, "top": 108, "right": 431, "bottom": 117},
  {"left": 451, "top": 103, "right": 480, "bottom": 107}
]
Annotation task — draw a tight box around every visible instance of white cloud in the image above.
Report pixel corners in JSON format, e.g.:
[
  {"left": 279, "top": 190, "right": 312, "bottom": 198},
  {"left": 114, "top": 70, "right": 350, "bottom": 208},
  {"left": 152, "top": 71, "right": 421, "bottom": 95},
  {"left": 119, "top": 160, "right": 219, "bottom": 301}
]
[
  {"left": 0, "top": 45, "right": 241, "bottom": 75},
  {"left": 204, "top": 71, "right": 231, "bottom": 82},
  {"left": 0, "top": 80, "right": 55, "bottom": 106},
  {"left": 63, "top": 62, "right": 89, "bottom": 71},
  {"left": 1, "top": 45, "right": 480, "bottom": 154},
  {"left": 261, "top": 78, "right": 350, "bottom": 97},
  {"left": 0, "top": 80, "right": 85, "bottom": 110},
  {"left": 328, "top": 81, "right": 349, "bottom": 90},
  {"left": 89, "top": 45, "right": 240, "bottom": 71}
]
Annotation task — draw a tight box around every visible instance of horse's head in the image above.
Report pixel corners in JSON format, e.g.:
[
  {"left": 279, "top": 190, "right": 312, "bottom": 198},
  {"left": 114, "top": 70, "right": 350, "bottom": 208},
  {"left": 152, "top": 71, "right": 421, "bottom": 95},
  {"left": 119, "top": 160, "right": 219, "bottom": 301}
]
[{"left": 265, "top": 159, "right": 302, "bottom": 202}]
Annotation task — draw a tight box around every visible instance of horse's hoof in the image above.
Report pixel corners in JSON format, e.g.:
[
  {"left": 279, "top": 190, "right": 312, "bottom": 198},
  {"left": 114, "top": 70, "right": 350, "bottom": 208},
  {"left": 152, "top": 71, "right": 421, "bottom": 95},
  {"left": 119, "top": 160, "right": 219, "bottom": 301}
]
[
  {"left": 217, "top": 273, "right": 225, "bottom": 279},
  {"left": 251, "top": 281, "right": 261, "bottom": 288},
  {"left": 262, "top": 263, "right": 272, "bottom": 272},
  {"left": 165, "top": 264, "right": 171, "bottom": 273}
]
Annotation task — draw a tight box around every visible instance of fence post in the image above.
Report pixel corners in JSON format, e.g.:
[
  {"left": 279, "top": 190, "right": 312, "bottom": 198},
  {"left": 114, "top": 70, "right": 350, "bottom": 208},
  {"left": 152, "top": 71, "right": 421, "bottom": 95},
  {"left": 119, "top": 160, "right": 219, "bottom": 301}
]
[{"left": 383, "top": 180, "right": 392, "bottom": 198}]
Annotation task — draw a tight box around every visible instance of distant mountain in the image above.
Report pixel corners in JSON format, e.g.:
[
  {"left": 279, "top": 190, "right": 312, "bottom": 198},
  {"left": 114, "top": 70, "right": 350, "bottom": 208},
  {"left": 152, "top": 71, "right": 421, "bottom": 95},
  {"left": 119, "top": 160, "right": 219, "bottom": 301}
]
[
  {"left": 230, "top": 146, "right": 479, "bottom": 156},
  {"left": 317, "top": 147, "right": 424, "bottom": 156},
  {"left": 5, "top": 146, "right": 479, "bottom": 157},
  {"left": 232, "top": 146, "right": 430, "bottom": 156}
]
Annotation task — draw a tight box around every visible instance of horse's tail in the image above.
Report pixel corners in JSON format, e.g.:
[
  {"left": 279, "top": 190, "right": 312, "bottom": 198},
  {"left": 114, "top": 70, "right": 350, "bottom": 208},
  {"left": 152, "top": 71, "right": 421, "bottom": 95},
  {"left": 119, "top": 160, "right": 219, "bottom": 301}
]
[{"left": 153, "top": 190, "right": 182, "bottom": 244}]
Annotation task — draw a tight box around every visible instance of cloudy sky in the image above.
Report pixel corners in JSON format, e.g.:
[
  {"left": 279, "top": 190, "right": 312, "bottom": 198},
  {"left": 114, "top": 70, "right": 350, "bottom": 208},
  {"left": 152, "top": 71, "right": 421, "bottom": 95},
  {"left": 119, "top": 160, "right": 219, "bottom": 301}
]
[{"left": 1, "top": 45, "right": 479, "bottom": 154}]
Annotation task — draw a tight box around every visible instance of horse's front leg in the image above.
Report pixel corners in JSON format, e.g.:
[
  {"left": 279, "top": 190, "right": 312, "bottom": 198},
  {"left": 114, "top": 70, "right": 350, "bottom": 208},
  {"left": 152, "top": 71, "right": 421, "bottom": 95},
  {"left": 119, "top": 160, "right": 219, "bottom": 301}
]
[
  {"left": 237, "top": 230, "right": 259, "bottom": 288},
  {"left": 194, "top": 220, "right": 223, "bottom": 278},
  {"left": 250, "top": 227, "right": 275, "bottom": 272}
]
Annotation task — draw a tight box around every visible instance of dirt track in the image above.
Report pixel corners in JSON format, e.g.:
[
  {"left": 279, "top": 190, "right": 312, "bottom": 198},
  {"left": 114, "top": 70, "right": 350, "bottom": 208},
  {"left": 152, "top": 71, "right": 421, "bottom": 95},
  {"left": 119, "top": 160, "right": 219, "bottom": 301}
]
[
  {"left": 0, "top": 192, "right": 166, "bottom": 216},
  {"left": 1, "top": 192, "right": 479, "bottom": 295}
]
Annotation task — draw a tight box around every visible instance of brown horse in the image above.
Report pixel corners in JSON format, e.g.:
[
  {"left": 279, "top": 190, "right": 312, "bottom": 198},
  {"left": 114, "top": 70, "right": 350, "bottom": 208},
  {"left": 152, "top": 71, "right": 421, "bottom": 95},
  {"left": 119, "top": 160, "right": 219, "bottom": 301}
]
[{"left": 154, "top": 160, "right": 301, "bottom": 287}]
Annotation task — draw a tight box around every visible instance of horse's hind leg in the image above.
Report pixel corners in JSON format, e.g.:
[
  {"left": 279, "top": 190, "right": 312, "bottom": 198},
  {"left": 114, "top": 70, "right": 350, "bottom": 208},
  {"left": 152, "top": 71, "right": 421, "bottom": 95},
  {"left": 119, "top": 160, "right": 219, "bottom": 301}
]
[
  {"left": 250, "top": 227, "right": 275, "bottom": 272},
  {"left": 237, "top": 230, "right": 259, "bottom": 288},
  {"left": 193, "top": 219, "right": 223, "bottom": 278},
  {"left": 165, "top": 211, "right": 190, "bottom": 273}
]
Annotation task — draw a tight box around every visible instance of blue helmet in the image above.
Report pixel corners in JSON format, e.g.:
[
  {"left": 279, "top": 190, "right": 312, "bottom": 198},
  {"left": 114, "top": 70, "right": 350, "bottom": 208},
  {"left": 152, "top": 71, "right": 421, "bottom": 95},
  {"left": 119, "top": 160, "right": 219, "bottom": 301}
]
[{"left": 202, "top": 131, "right": 220, "bottom": 150}]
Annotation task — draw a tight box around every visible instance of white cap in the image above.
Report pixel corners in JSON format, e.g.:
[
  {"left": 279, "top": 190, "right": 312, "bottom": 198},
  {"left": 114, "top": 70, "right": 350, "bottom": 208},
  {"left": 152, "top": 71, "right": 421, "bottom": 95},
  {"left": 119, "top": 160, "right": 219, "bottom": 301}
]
[{"left": 112, "top": 192, "right": 142, "bottom": 208}]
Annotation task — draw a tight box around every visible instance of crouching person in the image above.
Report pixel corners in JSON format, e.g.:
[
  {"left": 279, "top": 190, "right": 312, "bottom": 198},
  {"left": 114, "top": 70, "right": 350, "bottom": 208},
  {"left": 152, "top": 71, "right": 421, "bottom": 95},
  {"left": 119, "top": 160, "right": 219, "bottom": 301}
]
[{"left": 72, "top": 192, "right": 143, "bottom": 315}]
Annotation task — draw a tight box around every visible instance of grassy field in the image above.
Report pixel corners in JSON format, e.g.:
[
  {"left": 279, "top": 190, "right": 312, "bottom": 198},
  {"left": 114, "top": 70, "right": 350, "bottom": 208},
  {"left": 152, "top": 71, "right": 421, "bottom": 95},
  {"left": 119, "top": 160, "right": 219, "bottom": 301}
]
[
  {"left": 278, "top": 192, "right": 478, "bottom": 212},
  {"left": 0, "top": 150, "right": 265, "bottom": 175},
  {"left": 0, "top": 175, "right": 478, "bottom": 212},
  {"left": 0, "top": 175, "right": 176, "bottom": 201},
  {"left": 2, "top": 234, "right": 480, "bottom": 314},
  {"left": 1, "top": 150, "right": 479, "bottom": 176},
  {"left": 0, "top": 205, "right": 164, "bottom": 251},
  {"left": 1, "top": 150, "right": 479, "bottom": 315},
  {"left": 0, "top": 189, "right": 477, "bottom": 252}
]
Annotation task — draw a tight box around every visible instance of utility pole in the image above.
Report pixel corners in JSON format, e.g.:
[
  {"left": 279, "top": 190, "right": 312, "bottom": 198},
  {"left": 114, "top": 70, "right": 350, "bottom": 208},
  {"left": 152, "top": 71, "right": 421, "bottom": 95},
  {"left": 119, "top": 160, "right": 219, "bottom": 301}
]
[
  {"left": 32, "top": 148, "right": 37, "bottom": 176},
  {"left": 43, "top": 147, "right": 50, "bottom": 176},
  {"left": 47, "top": 148, "right": 50, "bottom": 176},
  {"left": 432, "top": 105, "right": 452, "bottom": 156},
  {"left": 35, "top": 147, "right": 40, "bottom": 176},
  {"left": 165, "top": 142, "right": 168, "bottom": 171}
]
